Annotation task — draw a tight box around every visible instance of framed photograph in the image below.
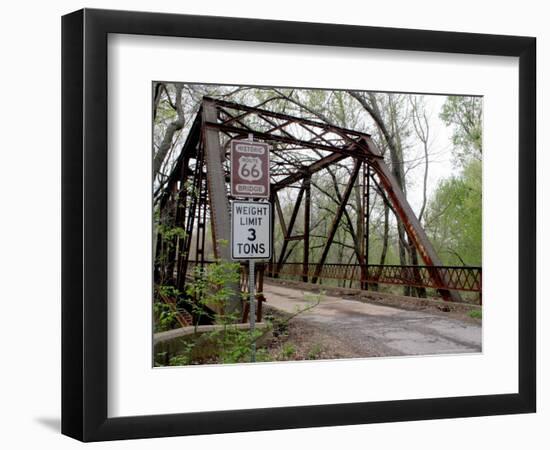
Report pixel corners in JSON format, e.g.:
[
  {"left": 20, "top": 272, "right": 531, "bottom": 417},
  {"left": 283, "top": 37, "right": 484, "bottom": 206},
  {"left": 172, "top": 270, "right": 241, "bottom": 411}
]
[{"left": 62, "top": 8, "right": 536, "bottom": 442}]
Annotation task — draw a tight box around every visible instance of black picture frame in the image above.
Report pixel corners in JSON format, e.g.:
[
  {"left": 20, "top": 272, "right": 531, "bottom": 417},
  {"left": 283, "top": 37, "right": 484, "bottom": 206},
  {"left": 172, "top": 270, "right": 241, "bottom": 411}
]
[{"left": 61, "top": 8, "right": 536, "bottom": 442}]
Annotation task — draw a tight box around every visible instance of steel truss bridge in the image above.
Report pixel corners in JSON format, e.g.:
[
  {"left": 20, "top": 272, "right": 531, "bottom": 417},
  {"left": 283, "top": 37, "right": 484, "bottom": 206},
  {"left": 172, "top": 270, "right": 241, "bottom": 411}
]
[{"left": 154, "top": 97, "right": 481, "bottom": 324}]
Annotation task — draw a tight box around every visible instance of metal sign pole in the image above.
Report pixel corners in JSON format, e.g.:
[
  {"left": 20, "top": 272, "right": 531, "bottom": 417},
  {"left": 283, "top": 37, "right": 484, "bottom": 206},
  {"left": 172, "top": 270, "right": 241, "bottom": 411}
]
[
  {"left": 248, "top": 257, "right": 256, "bottom": 362},
  {"left": 247, "top": 133, "right": 256, "bottom": 362},
  {"left": 230, "top": 132, "right": 271, "bottom": 363}
]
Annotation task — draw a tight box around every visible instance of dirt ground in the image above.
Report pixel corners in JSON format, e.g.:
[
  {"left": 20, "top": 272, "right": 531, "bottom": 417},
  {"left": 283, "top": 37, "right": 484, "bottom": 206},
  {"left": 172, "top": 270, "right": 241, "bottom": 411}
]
[{"left": 262, "top": 306, "right": 381, "bottom": 361}]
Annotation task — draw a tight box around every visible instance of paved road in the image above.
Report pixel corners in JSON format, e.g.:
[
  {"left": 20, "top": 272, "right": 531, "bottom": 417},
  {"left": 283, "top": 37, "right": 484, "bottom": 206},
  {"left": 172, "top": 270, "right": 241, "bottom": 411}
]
[{"left": 263, "top": 283, "right": 481, "bottom": 357}]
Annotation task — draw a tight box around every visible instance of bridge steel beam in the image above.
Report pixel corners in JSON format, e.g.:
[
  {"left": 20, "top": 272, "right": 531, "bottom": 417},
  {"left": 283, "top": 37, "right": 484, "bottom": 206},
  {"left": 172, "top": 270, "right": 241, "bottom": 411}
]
[
  {"left": 360, "top": 161, "right": 370, "bottom": 290},
  {"left": 208, "top": 96, "right": 369, "bottom": 140},
  {"left": 276, "top": 182, "right": 306, "bottom": 274},
  {"left": 364, "top": 137, "right": 462, "bottom": 302},
  {"left": 206, "top": 122, "right": 361, "bottom": 157},
  {"left": 312, "top": 160, "right": 361, "bottom": 284},
  {"left": 274, "top": 192, "right": 288, "bottom": 237},
  {"left": 303, "top": 175, "right": 311, "bottom": 282},
  {"left": 201, "top": 98, "right": 241, "bottom": 314},
  {"left": 272, "top": 152, "right": 350, "bottom": 191}
]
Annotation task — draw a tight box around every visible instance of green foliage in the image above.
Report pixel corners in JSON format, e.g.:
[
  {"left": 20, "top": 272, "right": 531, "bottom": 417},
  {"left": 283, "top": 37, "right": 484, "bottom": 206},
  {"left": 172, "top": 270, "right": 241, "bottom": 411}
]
[
  {"left": 158, "top": 259, "right": 324, "bottom": 365},
  {"left": 153, "top": 284, "right": 183, "bottom": 332},
  {"left": 157, "top": 284, "right": 180, "bottom": 298},
  {"left": 281, "top": 343, "right": 296, "bottom": 359},
  {"left": 154, "top": 221, "right": 188, "bottom": 287},
  {"left": 153, "top": 302, "right": 177, "bottom": 333},
  {"left": 155, "top": 98, "right": 177, "bottom": 122},
  {"left": 168, "top": 341, "right": 196, "bottom": 366},
  {"left": 440, "top": 96, "right": 482, "bottom": 164},
  {"left": 185, "top": 259, "right": 241, "bottom": 323},
  {"left": 216, "top": 327, "right": 264, "bottom": 364},
  {"left": 424, "top": 96, "right": 483, "bottom": 268},
  {"left": 163, "top": 259, "right": 262, "bottom": 364},
  {"left": 254, "top": 348, "right": 273, "bottom": 362},
  {"left": 468, "top": 309, "right": 482, "bottom": 319},
  {"left": 157, "top": 224, "right": 186, "bottom": 241},
  {"left": 425, "top": 159, "right": 481, "bottom": 266},
  {"left": 167, "top": 354, "right": 189, "bottom": 366},
  {"left": 307, "top": 343, "right": 323, "bottom": 360}
]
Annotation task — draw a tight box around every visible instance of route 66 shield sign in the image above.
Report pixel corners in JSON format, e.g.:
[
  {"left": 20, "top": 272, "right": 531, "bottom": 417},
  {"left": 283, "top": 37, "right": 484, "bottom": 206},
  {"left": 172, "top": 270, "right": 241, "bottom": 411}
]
[
  {"left": 230, "top": 139, "right": 270, "bottom": 198},
  {"left": 238, "top": 156, "right": 263, "bottom": 181}
]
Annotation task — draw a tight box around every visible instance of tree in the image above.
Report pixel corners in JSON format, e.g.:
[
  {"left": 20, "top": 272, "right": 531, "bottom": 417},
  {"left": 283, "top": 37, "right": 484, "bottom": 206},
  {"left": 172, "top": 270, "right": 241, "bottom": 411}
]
[
  {"left": 348, "top": 91, "right": 421, "bottom": 295},
  {"left": 153, "top": 83, "right": 185, "bottom": 178},
  {"left": 424, "top": 159, "right": 481, "bottom": 266},
  {"left": 440, "top": 96, "right": 482, "bottom": 164},
  {"left": 424, "top": 95, "right": 483, "bottom": 266}
]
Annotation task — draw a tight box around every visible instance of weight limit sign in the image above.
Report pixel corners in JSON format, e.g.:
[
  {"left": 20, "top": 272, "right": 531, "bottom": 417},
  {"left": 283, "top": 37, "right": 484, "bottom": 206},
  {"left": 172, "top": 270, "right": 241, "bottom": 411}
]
[{"left": 231, "top": 201, "right": 272, "bottom": 260}]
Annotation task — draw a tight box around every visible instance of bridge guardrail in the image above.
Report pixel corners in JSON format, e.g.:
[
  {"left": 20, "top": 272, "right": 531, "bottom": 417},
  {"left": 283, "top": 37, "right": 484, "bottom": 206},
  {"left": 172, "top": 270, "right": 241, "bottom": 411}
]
[{"left": 186, "top": 261, "right": 481, "bottom": 293}]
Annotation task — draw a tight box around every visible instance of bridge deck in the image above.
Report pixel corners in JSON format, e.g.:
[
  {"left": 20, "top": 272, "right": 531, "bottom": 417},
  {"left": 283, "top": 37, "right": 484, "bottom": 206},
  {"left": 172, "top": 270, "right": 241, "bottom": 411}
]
[{"left": 262, "top": 281, "right": 481, "bottom": 357}]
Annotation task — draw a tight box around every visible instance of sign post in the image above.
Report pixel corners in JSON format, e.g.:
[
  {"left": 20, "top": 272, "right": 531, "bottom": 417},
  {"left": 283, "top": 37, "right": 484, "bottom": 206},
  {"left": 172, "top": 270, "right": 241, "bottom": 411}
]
[
  {"left": 248, "top": 258, "right": 255, "bottom": 360},
  {"left": 230, "top": 136, "right": 271, "bottom": 362}
]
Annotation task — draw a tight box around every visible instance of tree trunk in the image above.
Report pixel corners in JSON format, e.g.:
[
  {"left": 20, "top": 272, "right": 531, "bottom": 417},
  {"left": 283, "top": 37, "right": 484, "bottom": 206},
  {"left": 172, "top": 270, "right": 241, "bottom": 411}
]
[
  {"left": 348, "top": 92, "right": 412, "bottom": 296},
  {"left": 153, "top": 84, "right": 185, "bottom": 178},
  {"left": 408, "top": 242, "right": 427, "bottom": 298},
  {"left": 372, "top": 203, "right": 390, "bottom": 291}
]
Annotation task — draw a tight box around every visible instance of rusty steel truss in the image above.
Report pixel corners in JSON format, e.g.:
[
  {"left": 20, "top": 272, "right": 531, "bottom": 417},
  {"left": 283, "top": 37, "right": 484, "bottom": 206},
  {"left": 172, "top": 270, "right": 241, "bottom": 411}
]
[{"left": 155, "top": 96, "right": 481, "bottom": 308}]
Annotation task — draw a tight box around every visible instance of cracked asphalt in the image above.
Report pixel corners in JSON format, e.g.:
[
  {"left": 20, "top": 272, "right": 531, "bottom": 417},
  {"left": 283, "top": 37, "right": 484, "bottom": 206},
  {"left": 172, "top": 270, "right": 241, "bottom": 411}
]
[{"left": 263, "top": 282, "right": 481, "bottom": 357}]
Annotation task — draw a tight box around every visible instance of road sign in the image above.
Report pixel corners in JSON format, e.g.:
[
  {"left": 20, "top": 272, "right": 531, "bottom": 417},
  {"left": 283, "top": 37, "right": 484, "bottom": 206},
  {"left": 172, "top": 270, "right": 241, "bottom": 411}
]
[
  {"left": 231, "top": 201, "right": 272, "bottom": 260},
  {"left": 230, "top": 139, "right": 271, "bottom": 361},
  {"left": 230, "top": 139, "right": 270, "bottom": 198}
]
